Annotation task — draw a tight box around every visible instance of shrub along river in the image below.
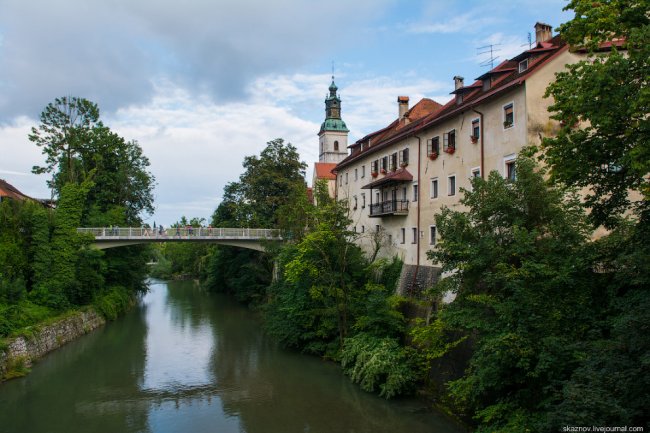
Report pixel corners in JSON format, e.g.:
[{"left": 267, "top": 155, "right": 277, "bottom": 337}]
[{"left": 0, "top": 279, "right": 464, "bottom": 433}]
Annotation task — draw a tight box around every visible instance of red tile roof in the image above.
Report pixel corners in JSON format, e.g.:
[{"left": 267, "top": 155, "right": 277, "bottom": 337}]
[
  {"left": 0, "top": 179, "right": 32, "bottom": 201},
  {"left": 314, "top": 162, "right": 337, "bottom": 180},
  {"left": 361, "top": 168, "right": 413, "bottom": 189}
]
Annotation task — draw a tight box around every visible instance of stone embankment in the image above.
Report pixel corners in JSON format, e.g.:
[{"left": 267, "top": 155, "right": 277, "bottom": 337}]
[{"left": 0, "top": 309, "right": 106, "bottom": 381}]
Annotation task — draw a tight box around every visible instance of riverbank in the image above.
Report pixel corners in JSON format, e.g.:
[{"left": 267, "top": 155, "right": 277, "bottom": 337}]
[{"left": 0, "top": 308, "right": 106, "bottom": 381}]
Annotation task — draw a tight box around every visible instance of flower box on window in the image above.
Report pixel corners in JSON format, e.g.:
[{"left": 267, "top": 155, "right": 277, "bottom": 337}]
[
  {"left": 470, "top": 135, "right": 478, "bottom": 144},
  {"left": 503, "top": 120, "right": 513, "bottom": 128},
  {"left": 380, "top": 168, "right": 387, "bottom": 174},
  {"left": 371, "top": 171, "right": 378, "bottom": 178},
  {"left": 443, "top": 146, "right": 455, "bottom": 155},
  {"left": 428, "top": 152, "right": 439, "bottom": 160}
]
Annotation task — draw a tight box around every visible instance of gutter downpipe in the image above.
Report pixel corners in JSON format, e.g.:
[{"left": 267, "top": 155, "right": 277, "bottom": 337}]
[{"left": 472, "top": 107, "right": 485, "bottom": 179}]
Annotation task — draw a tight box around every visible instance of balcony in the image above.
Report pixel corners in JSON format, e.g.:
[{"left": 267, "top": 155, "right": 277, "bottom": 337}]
[{"left": 369, "top": 199, "right": 409, "bottom": 217}]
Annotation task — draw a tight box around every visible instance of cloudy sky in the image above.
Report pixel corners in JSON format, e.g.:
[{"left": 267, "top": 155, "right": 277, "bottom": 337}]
[{"left": 0, "top": 0, "right": 572, "bottom": 226}]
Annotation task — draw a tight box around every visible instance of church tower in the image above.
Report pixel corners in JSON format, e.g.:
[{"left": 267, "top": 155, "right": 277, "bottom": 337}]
[{"left": 318, "top": 77, "right": 349, "bottom": 163}]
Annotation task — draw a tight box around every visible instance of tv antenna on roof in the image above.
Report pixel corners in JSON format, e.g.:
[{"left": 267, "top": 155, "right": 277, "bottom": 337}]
[
  {"left": 477, "top": 44, "right": 501, "bottom": 69},
  {"left": 521, "top": 32, "right": 533, "bottom": 49}
]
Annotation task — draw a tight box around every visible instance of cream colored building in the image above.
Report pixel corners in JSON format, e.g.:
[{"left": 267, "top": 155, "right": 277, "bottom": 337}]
[{"left": 334, "top": 23, "right": 585, "bottom": 283}]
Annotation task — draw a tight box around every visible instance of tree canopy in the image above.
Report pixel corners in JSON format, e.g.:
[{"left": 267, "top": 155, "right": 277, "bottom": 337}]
[{"left": 543, "top": 0, "right": 649, "bottom": 227}]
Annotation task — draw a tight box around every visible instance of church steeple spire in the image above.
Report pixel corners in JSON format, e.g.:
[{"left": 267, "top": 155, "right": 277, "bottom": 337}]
[{"left": 318, "top": 76, "right": 349, "bottom": 163}]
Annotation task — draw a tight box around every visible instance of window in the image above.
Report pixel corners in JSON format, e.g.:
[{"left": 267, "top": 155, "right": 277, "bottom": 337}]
[
  {"left": 390, "top": 152, "right": 398, "bottom": 171},
  {"left": 412, "top": 227, "right": 418, "bottom": 244},
  {"left": 339, "top": 175, "right": 342, "bottom": 186},
  {"left": 354, "top": 168, "right": 358, "bottom": 181},
  {"left": 471, "top": 167, "right": 481, "bottom": 178},
  {"left": 399, "top": 148, "right": 409, "bottom": 166},
  {"left": 505, "top": 157, "right": 517, "bottom": 181},
  {"left": 376, "top": 225, "right": 381, "bottom": 233},
  {"left": 471, "top": 118, "right": 480, "bottom": 139},
  {"left": 431, "top": 178, "right": 439, "bottom": 199},
  {"left": 353, "top": 196, "right": 358, "bottom": 210},
  {"left": 361, "top": 193, "right": 366, "bottom": 208},
  {"left": 381, "top": 156, "right": 388, "bottom": 172},
  {"left": 444, "top": 129, "right": 456, "bottom": 152},
  {"left": 354, "top": 226, "right": 357, "bottom": 233},
  {"left": 448, "top": 175, "right": 456, "bottom": 196},
  {"left": 334, "top": 140, "right": 339, "bottom": 151},
  {"left": 427, "top": 136, "right": 440, "bottom": 156},
  {"left": 345, "top": 172, "right": 348, "bottom": 184},
  {"left": 371, "top": 160, "right": 378, "bottom": 174},
  {"left": 401, "top": 228, "right": 406, "bottom": 244},
  {"left": 504, "top": 103, "right": 514, "bottom": 128},
  {"left": 361, "top": 225, "right": 365, "bottom": 233},
  {"left": 402, "top": 187, "right": 407, "bottom": 201},
  {"left": 413, "top": 184, "right": 419, "bottom": 202},
  {"left": 375, "top": 191, "right": 380, "bottom": 203},
  {"left": 518, "top": 59, "right": 529, "bottom": 73},
  {"left": 388, "top": 234, "right": 392, "bottom": 245},
  {"left": 429, "top": 226, "right": 437, "bottom": 245},
  {"left": 361, "top": 165, "right": 365, "bottom": 178}
]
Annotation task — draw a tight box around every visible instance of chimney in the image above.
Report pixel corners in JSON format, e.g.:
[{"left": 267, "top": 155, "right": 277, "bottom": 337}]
[
  {"left": 535, "top": 22, "right": 552, "bottom": 43},
  {"left": 398, "top": 96, "right": 410, "bottom": 120},
  {"left": 453, "top": 75, "right": 464, "bottom": 90}
]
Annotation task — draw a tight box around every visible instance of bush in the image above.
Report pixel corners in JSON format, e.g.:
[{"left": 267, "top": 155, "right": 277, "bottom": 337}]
[
  {"left": 93, "top": 286, "right": 132, "bottom": 320},
  {"left": 341, "top": 332, "right": 418, "bottom": 399}
]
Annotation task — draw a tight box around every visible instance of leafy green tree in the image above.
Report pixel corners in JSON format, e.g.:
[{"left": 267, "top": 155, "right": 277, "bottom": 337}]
[
  {"left": 426, "top": 157, "right": 600, "bottom": 432},
  {"left": 30, "top": 97, "right": 101, "bottom": 188},
  {"left": 543, "top": 0, "right": 649, "bottom": 227}
]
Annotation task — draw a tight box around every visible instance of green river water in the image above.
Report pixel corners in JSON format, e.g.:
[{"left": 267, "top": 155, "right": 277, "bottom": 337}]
[{"left": 0, "top": 279, "right": 465, "bottom": 433}]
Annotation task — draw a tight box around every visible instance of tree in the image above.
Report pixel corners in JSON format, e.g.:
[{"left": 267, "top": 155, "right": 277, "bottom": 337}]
[
  {"left": 543, "top": 0, "right": 649, "bottom": 227},
  {"left": 30, "top": 97, "right": 101, "bottom": 188},
  {"left": 426, "top": 157, "right": 599, "bottom": 432}
]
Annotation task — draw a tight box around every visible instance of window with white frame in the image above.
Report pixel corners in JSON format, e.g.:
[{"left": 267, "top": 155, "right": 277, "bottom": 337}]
[
  {"left": 390, "top": 152, "right": 398, "bottom": 171},
  {"left": 443, "top": 129, "right": 456, "bottom": 152},
  {"left": 427, "top": 136, "right": 440, "bottom": 156},
  {"left": 429, "top": 226, "right": 437, "bottom": 245},
  {"left": 471, "top": 118, "right": 480, "bottom": 139},
  {"left": 361, "top": 193, "right": 366, "bottom": 208},
  {"left": 399, "top": 148, "right": 409, "bottom": 166},
  {"left": 354, "top": 168, "right": 358, "bottom": 181},
  {"left": 518, "top": 58, "right": 529, "bottom": 73},
  {"left": 381, "top": 156, "right": 388, "bottom": 172},
  {"left": 431, "top": 178, "right": 439, "bottom": 199},
  {"left": 345, "top": 172, "right": 348, "bottom": 184},
  {"left": 413, "top": 184, "right": 418, "bottom": 202},
  {"left": 361, "top": 225, "right": 365, "bottom": 233},
  {"left": 471, "top": 167, "right": 481, "bottom": 178},
  {"left": 504, "top": 154, "right": 517, "bottom": 181},
  {"left": 412, "top": 227, "right": 418, "bottom": 244},
  {"left": 361, "top": 165, "right": 365, "bottom": 178},
  {"left": 353, "top": 196, "right": 357, "bottom": 209},
  {"left": 400, "top": 228, "right": 406, "bottom": 244},
  {"left": 503, "top": 103, "right": 514, "bottom": 128},
  {"left": 448, "top": 175, "right": 456, "bottom": 196}
]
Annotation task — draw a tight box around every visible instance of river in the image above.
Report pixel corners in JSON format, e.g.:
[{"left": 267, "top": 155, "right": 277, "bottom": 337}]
[{"left": 0, "top": 279, "right": 465, "bottom": 433}]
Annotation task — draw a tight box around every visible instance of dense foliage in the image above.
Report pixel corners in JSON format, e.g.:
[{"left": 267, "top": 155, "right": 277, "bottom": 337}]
[
  {"left": 543, "top": 0, "right": 649, "bottom": 227},
  {"left": 0, "top": 97, "right": 154, "bottom": 339},
  {"left": 424, "top": 155, "right": 649, "bottom": 431}
]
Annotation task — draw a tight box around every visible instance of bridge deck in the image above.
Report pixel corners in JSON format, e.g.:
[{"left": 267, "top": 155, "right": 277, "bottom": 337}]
[{"left": 77, "top": 228, "right": 282, "bottom": 250}]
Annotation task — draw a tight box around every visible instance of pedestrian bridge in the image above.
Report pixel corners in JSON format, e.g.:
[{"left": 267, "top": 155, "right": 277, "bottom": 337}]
[{"left": 77, "top": 227, "right": 282, "bottom": 251}]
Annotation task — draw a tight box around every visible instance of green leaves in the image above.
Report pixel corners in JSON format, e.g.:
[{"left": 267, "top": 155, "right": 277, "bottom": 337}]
[{"left": 544, "top": 1, "right": 650, "bottom": 227}]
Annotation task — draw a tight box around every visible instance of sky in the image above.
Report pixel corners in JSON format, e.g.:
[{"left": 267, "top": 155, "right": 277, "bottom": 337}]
[{"left": 0, "top": 0, "right": 573, "bottom": 226}]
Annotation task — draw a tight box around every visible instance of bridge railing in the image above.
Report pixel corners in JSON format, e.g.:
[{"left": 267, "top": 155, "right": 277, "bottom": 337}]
[{"left": 77, "top": 227, "right": 282, "bottom": 239}]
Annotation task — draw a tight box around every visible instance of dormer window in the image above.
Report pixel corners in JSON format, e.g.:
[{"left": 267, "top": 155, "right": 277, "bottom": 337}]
[
  {"left": 518, "top": 59, "right": 529, "bottom": 73},
  {"left": 482, "top": 78, "right": 491, "bottom": 91},
  {"left": 455, "top": 93, "right": 463, "bottom": 105}
]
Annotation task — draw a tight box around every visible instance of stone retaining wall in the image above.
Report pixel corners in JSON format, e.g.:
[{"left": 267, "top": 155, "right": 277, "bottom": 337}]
[{"left": 0, "top": 309, "right": 106, "bottom": 381}]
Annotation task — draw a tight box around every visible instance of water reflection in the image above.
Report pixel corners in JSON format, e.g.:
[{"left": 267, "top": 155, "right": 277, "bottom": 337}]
[{"left": 0, "top": 279, "right": 464, "bottom": 433}]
